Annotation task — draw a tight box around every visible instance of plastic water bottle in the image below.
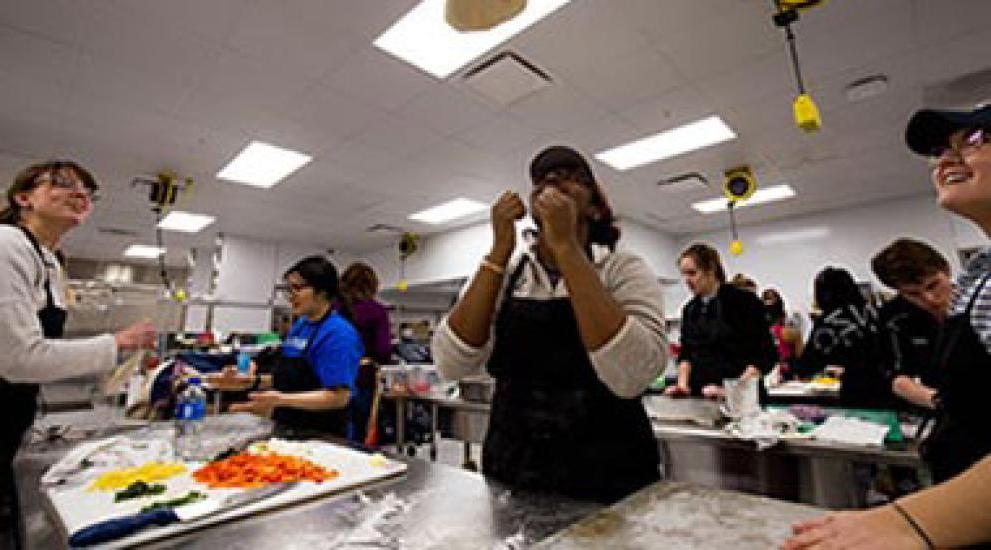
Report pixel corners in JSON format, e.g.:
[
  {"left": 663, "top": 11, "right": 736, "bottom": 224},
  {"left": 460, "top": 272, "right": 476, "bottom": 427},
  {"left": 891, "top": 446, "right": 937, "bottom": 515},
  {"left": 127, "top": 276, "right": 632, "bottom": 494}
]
[{"left": 174, "top": 377, "right": 207, "bottom": 461}]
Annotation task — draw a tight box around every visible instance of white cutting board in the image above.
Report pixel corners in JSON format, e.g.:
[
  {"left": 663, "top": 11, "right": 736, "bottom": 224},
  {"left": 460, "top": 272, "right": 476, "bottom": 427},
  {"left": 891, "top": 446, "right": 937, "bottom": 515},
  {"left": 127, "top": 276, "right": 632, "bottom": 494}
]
[{"left": 45, "top": 441, "right": 407, "bottom": 548}]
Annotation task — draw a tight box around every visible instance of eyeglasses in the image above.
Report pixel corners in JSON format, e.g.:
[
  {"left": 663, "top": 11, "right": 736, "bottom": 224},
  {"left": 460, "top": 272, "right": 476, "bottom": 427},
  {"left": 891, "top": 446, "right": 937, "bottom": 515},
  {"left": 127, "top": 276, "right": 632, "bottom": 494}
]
[
  {"left": 929, "top": 128, "right": 991, "bottom": 164},
  {"left": 40, "top": 174, "right": 100, "bottom": 202},
  {"left": 276, "top": 282, "right": 311, "bottom": 296}
]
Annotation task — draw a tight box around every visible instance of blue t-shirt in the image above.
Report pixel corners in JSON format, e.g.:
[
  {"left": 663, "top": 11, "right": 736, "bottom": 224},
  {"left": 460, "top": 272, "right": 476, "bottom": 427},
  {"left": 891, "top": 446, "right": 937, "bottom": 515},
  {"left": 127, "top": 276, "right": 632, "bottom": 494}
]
[{"left": 282, "top": 312, "right": 364, "bottom": 394}]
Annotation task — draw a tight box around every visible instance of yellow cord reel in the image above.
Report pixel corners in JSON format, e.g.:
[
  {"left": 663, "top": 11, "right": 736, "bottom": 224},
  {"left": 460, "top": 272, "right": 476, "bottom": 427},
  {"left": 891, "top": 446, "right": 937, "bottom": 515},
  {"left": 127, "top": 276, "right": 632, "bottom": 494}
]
[{"left": 723, "top": 166, "right": 757, "bottom": 203}]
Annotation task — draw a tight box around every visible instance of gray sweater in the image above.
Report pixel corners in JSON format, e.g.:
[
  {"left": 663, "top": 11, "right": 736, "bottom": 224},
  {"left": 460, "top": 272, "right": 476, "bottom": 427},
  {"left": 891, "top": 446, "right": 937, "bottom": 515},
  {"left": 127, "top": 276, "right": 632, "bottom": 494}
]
[
  {"left": 432, "top": 245, "right": 668, "bottom": 398},
  {"left": 0, "top": 225, "right": 116, "bottom": 383}
]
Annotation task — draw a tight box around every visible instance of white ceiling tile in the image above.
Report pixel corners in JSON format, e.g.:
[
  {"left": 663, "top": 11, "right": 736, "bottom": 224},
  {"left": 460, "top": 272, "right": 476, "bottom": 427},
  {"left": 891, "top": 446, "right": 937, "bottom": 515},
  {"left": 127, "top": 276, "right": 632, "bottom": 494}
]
[
  {"left": 0, "top": 25, "right": 83, "bottom": 89},
  {"left": 795, "top": 0, "right": 915, "bottom": 81},
  {"left": 325, "top": 47, "right": 438, "bottom": 112},
  {"left": 453, "top": 115, "right": 544, "bottom": 157},
  {"left": 279, "top": 0, "right": 421, "bottom": 42},
  {"left": 617, "top": 85, "right": 719, "bottom": 136},
  {"left": 322, "top": 138, "right": 406, "bottom": 182},
  {"left": 353, "top": 112, "right": 447, "bottom": 160},
  {"left": 511, "top": 1, "right": 650, "bottom": 78},
  {"left": 225, "top": 2, "right": 361, "bottom": 80},
  {"left": 400, "top": 84, "right": 500, "bottom": 137},
  {"left": 917, "top": 27, "right": 991, "bottom": 94},
  {"left": 110, "top": 0, "right": 251, "bottom": 47},
  {"left": 654, "top": 6, "right": 781, "bottom": 81},
  {"left": 565, "top": 47, "right": 684, "bottom": 111},
  {"left": 910, "top": 0, "right": 991, "bottom": 47},
  {"left": 173, "top": 49, "right": 316, "bottom": 135},
  {"left": 0, "top": 0, "right": 113, "bottom": 47},
  {"left": 285, "top": 83, "right": 391, "bottom": 151},
  {"left": 503, "top": 83, "right": 609, "bottom": 133}
]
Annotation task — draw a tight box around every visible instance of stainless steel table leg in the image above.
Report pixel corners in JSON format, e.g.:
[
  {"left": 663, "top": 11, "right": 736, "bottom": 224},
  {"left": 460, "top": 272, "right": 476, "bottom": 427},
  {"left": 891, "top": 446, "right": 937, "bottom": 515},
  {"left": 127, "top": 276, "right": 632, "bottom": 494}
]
[
  {"left": 429, "top": 403, "right": 438, "bottom": 461},
  {"left": 395, "top": 397, "right": 405, "bottom": 454}
]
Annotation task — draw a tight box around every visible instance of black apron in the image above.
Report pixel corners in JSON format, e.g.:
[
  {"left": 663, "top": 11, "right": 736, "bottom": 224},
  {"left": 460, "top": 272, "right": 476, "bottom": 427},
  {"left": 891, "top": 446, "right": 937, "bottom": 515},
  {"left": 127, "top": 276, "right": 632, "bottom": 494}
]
[
  {"left": 1, "top": 226, "right": 66, "bottom": 462},
  {"left": 482, "top": 258, "right": 660, "bottom": 503},
  {"left": 271, "top": 313, "right": 349, "bottom": 437},
  {"left": 682, "top": 297, "right": 744, "bottom": 395},
  {"left": 923, "top": 273, "right": 991, "bottom": 483}
]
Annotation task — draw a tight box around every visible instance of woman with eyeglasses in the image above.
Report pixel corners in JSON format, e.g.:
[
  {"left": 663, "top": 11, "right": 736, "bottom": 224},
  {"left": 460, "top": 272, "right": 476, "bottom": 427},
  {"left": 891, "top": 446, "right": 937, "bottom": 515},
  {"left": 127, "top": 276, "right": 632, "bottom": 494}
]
[
  {"left": 783, "top": 105, "right": 991, "bottom": 549},
  {"left": 432, "top": 146, "right": 667, "bottom": 503},
  {"left": 226, "top": 256, "right": 363, "bottom": 438},
  {"left": 0, "top": 161, "right": 156, "bottom": 527}
]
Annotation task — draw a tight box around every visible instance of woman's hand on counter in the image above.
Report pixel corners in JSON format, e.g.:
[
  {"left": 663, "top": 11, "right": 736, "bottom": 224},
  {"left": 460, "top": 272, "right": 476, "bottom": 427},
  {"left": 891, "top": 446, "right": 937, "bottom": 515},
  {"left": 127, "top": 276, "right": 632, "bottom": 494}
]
[
  {"left": 114, "top": 320, "right": 157, "bottom": 351},
  {"left": 228, "top": 394, "right": 278, "bottom": 417},
  {"left": 782, "top": 507, "right": 926, "bottom": 550},
  {"left": 663, "top": 384, "right": 690, "bottom": 398},
  {"left": 246, "top": 390, "right": 284, "bottom": 408}
]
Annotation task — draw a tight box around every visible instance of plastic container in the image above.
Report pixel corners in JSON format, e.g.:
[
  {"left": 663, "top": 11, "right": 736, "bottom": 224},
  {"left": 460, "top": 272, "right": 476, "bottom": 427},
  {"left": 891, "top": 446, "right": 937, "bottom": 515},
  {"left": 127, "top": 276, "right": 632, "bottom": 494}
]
[
  {"left": 174, "top": 377, "right": 207, "bottom": 461},
  {"left": 237, "top": 352, "right": 252, "bottom": 374},
  {"left": 380, "top": 366, "right": 409, "bottom": 395}
]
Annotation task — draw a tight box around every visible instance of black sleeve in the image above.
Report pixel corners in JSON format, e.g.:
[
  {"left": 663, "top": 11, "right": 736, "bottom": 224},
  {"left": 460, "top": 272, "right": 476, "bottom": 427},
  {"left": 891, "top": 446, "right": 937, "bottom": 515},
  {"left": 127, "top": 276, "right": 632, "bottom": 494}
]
[
  {"left": 793, "top": 323, "right": 827, "bottom": 378},
  {"left": 676, "top": 302, "right": 695, "bottom": 365},
  {"left": 733, "top": 291, "right": 777, "bottom": 374}
]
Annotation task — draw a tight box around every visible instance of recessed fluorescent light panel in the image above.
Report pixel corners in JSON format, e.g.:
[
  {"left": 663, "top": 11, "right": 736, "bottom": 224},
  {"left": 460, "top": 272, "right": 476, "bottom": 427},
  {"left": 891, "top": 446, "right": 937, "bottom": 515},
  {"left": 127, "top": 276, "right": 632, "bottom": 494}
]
[
  {"left": 157, "top": 211, "right": 216, "bottom": 233},
  {"left": 692, "top": 184, "right": 796, "bottom": 214},
  {"left": 374, "top": 0, "right": 573, "bottom": 78},
  {"left": 409, "top": 197, "right": 487, "bottom": 224},
  {"left": 216, "top": 141, "right": 312, "bottom": 188},
  {"left": 124, "top": 245, "right": 165, "bottom": 259},
  {"left": 596, "top": 116, "right": 737, "bottom": 171},
  {"left": 756, "top": 226, "right": 830, "bottom": 246}
]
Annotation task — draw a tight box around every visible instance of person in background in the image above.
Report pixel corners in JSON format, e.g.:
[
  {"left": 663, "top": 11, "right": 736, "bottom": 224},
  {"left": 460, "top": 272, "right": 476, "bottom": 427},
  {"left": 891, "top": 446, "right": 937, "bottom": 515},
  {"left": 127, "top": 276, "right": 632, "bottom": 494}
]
[
  {"left": 793, "top": 267, "right": 891, "bottom": 408},
  {"left": 338, "top": 261, "right": 392, "bottom": 442},
  {"left": 762, "top": 288, "right": 804, "bottom": 376},
  {"left": 871, "top": 238, "right": 952, "bottom": 411},
  {"left": 433, "top": 145, "right": 666, "bottom": 503},
  {"left": 666, "top": 244, "right": 776, "bottom": 398},
  {"left": 0, "top": 161, "right": 156, "bottom": 531},
  {"left": 227, "top": 256, "right": 363, "bottom": 438},
  {"left": 731, "top": 273, "right": 758, "bottom": 294},
  {"left": 782, "top": 102, "right": 991, "bottom": 550}
]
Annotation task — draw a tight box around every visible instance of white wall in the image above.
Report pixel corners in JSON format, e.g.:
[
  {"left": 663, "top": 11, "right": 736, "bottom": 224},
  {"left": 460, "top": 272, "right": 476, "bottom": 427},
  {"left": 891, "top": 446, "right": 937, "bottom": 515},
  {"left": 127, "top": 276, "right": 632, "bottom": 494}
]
[
  {"left": 676, "top": 194, "right": 969, "bottom": 316},
  {"left": 358, "top": 218, "right": 681, "bottom": 287},
  {"left": 206, "top": 235, "right": 345, "bottom": 334}
]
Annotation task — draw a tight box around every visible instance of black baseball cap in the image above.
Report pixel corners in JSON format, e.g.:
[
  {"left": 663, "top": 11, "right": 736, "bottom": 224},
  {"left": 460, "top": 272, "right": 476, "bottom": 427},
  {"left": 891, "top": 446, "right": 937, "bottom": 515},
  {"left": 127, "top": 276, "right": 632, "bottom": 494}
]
[
  {"left": 905, "top": 104, "right": 991, "bottom": 156},
  {"left": 529, "top": 146, "right": 596, "bottom": 184}
]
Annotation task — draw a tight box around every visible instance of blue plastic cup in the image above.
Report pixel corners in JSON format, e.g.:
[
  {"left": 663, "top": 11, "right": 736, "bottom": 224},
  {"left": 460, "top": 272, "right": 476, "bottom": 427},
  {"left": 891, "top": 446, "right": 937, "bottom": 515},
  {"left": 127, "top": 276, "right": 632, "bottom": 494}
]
[{"left": 237, "top": 352, "right": 251, "bottom": 374}]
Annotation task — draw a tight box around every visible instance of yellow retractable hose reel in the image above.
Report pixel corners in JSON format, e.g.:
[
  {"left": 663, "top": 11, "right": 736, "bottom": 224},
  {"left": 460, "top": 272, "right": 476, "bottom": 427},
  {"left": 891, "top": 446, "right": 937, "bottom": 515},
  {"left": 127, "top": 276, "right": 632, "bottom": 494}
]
[
  {"left": 723, "top": 166, "right": 758, "bottom": 256},
  {"left": 771, "top": 0, "right": 826, "bottom": 132}
]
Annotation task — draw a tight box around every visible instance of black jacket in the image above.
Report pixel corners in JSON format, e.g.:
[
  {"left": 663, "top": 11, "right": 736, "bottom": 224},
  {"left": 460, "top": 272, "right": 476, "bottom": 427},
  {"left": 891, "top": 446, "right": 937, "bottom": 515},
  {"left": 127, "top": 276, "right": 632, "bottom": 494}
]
[
  {"left": 877, "top": 295, "right": 941, "bottom": 387},
  {"left": 678, "top": 284, "right": 777, "bottom": 375},
  {"left": 797, "top": 303, "right": 893, "bottom": 408}
]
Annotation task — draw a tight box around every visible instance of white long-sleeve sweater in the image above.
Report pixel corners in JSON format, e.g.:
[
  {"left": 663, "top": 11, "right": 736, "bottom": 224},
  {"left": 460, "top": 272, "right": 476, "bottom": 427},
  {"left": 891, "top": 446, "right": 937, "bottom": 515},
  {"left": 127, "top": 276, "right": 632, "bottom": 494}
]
[
  {"left": 0, "top": 225, "right": 116, "bottom": 383},
  {"left": 432, "top": 245, "right": 668, "bottom": 398}
]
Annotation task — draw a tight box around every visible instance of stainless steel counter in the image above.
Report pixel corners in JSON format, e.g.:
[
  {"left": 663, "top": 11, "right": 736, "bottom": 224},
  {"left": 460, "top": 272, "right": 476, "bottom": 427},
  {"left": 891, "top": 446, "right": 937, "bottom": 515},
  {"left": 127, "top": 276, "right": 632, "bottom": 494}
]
[
  {"left": 15, "top": 410, "right": 827, "bottom": 549},
  {"left": 389, "top": 393, "right": 926, "bottom": 509},
  {"left": 536, "top": 481, "right": 821, "bottom": 549}
]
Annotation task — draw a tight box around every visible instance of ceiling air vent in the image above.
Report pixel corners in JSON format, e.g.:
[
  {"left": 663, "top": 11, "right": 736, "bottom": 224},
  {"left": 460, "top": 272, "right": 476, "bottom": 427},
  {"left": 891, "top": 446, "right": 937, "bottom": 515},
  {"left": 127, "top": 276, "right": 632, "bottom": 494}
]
[
  {"left": 657, "top": 172, "right": 710, "bottom": 192},
  {"left": 463, "top": 51, "right": 552, "bottom": 106},
  {"left": 97, "top": 226, "right": 140, "bottom": 237},
  {"left": 366, "top": 223, "right": 404, "bottom": 234}
]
